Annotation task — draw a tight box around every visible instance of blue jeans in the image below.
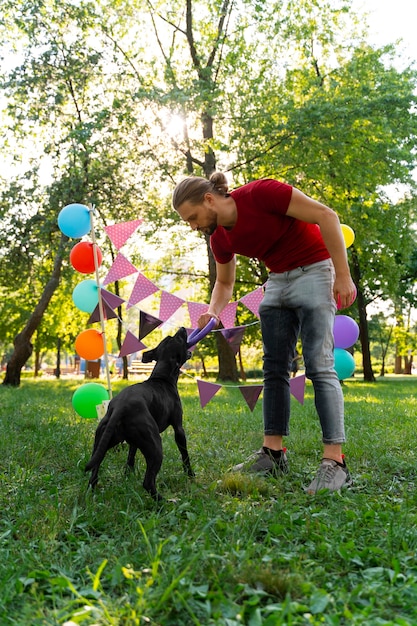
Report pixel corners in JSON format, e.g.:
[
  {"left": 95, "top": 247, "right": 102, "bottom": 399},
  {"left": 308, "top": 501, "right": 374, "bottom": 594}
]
[{"left": 259, "top": 259, "right": 345, "bottom": 444}]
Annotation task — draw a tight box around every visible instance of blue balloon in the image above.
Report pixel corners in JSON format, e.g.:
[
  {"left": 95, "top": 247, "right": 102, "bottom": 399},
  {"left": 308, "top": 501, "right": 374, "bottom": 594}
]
[
  {"left": 72, "top": 279, "right": 99, "bottom": 313},
  {"left": 58, "top": 203, "right": 91, "bottom": 238},
  {"left": 334, "top": 348, "right": 355, "bottom": 380}
]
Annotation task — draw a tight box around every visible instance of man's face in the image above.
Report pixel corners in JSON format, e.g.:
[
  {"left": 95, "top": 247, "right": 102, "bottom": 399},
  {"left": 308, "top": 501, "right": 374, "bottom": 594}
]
[{"left": 177, "top": 197, "right": 218, "bottom": 236}]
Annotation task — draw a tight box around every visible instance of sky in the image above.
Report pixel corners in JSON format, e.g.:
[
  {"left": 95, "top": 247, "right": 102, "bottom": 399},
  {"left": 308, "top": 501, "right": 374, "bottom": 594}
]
[{"left": 353, "top": 0, "right": 417, "bottom": 65}]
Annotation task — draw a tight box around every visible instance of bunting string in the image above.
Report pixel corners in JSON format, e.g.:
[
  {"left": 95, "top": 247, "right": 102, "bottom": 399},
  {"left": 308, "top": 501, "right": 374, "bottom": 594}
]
[
  {"left": 179, "top": 369, "right": 306, "bottom": 411},
  {"left": 76, "top": 217, "right": 306, "bottom": 411}
]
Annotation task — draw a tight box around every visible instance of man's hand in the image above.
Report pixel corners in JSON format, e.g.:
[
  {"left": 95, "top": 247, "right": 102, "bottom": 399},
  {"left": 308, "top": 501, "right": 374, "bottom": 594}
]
[
  {"left": 197, "top": 312, "right": 220, "bottom": 329},
  {"left": 334, "top": 276, "right": 357, "bottom": 310}
]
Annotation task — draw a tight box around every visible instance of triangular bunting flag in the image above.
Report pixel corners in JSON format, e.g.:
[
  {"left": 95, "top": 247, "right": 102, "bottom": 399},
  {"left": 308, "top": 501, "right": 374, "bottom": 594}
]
[
  {"left": 128, "top": 273, "right": 160, "bottom": 309},
  {"left": 104, "top": 219, "right": 143, "bottom": 250},
  {"left": 220, "top": 326, "right": 246, "bottom": 355},
  {"left": 139, "top": 311, "right": 163, "bottom": 340},
  {"left": 102, "top": 253, "right": 138, "bottom": 286},
  {"left": 119, "top": 330, "right": 147, "bottom": 358},
  {"left": 290, "top": 374, "right": 306, "bottom": 405},
  {"left": 87, "top": 301, "right": 118, "bottom": 324},
  {"left": 197, "top": 379, "right": 222, "bottom": 409},
  {"left": 239, "top": 385, "right": 263, "bottom": 412},
  {"left": 219, "top": 302, "right": 238, "bottom": 329},
  {"left": 187, "top": 302, "right": 209, "bottom": 327},
  {"left": 101, "top": 288, "right": 126, "bottom": 310},
  {"left": 159, "top": 291, "right": 185, "bottom": 322},
  {"left": 239, "top": 286, "right": 264, "bottom": 318}
]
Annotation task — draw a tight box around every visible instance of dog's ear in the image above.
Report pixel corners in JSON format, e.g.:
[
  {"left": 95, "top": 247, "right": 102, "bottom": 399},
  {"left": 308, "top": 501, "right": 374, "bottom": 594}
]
[{"left": 142, "top": 348, "right": 157, "bottom": 363}]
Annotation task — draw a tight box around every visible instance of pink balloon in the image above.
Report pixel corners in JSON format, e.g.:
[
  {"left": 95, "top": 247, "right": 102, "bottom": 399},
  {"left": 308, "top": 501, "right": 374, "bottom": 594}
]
[{"left": 333, "top": 315, "right": 359, "bottom": 349}]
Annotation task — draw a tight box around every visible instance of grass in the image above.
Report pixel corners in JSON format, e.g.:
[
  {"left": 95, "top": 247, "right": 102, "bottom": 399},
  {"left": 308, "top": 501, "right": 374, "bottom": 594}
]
[{"left": 1, "top": 375, "right": 417, "bottom": 625}]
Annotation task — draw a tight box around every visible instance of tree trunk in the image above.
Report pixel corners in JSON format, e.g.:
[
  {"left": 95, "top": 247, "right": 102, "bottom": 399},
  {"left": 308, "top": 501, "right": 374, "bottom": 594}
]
[
  {"left": 204, "top": 233, "right": 238, "bottom": 382},
  {"left": 350, "top": 250, "right": 375, "bottom": 382},
  {"left": 201, "top": 355, "right": 208, "bottom": 377},
  {"left": 238, "top": 348, "right": 247, "bottom": 381},
  {"left": 54, "top": 337, "right": 61, "bottom": 379},
  {"left": 216, "top": 332, "right": 238, "bottom": 381},
  {"left": 3, "top": 332, "right": 34, "bottom": 386},
  {"left": 2, "top": 233, "right": 68, "bottom": 387},
  {"left": 113, "top": 279, "right": 129, "bottom": 380},
  {"left": 34, "top": 347, "right": 41, "bottom": 377},
  {"left": 404, "top": 354, "right": 412, "bottom": 375}
]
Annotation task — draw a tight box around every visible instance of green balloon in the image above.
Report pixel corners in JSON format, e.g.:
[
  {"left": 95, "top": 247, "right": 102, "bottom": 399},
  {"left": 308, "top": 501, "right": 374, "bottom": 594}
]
[{"left": 72, "top": 383, "right": 109, "bottom": 419}]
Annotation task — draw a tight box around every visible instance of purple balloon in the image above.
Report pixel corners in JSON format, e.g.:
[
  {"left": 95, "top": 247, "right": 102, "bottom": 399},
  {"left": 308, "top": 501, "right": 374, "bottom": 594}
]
[{"left": 333, "top": 315, "right": 359, "bottom": 349}]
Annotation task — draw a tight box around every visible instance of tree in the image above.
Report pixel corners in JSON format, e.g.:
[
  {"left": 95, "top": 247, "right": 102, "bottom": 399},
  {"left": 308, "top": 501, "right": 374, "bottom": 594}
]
[
  {"left": 1, "top": 0, "right": 416, "bottom": 386},
  {"left": 368, "top": 313, "right": 394, "bottom": 377},
  {"left": 0, "top": 1, "right": 154, "bottom": 383},
  {"left": 86, "top": 0, "right": 370, "bottom": 380},
  {"left": 2, "top": 233, "right": 68, "bottom": 385},
  {"left": 127, "top": 2, "right": 417, "bottom": 381},
  {"left": 230, "top": 44, "right": 417, "bottom": 381}
]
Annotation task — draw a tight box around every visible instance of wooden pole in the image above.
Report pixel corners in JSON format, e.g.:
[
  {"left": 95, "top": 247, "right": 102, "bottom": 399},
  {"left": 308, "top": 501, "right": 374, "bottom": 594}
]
[{"left": 88, "top": 205, "right": 112, "bottom": 399}]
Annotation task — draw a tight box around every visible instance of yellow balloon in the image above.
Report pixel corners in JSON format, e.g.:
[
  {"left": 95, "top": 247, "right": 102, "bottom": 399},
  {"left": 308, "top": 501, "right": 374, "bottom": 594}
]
[{"left": 341, "top": 224, "right": 355, "bottom": 248}]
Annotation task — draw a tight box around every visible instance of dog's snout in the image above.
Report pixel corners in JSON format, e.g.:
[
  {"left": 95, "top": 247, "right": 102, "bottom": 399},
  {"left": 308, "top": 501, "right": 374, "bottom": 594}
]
[{"left": 177, "top": 327, "right": 188, "bottom": 340}]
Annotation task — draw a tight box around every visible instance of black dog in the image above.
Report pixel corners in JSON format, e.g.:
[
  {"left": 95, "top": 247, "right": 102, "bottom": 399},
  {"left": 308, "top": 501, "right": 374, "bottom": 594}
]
[{"left": 85, "top": 327, "right": 194, "bottom": 500}]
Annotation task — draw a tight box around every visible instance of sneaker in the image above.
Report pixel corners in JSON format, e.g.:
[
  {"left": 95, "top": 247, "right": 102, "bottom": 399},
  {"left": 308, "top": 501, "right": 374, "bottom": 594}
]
[
  {"left": 305, "top": 458, "right": 352, "bottom": 494},
  {"left": 230, "top": 447, "right": 288, "bottom": 476}
]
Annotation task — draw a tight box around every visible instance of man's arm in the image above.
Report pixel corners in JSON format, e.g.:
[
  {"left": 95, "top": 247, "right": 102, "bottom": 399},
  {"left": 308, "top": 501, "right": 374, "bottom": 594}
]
[
  {"left": 287, "top": 187, "right": 356, "bottom": 309},
  {"left": 198, "top": 256, "right": 236, "bottom": 328}
]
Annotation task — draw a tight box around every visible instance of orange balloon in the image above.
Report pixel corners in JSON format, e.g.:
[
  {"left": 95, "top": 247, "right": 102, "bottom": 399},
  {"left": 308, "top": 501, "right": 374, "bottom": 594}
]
[{"left": 75, "top": 329, "right": 104, "bottom": 360}]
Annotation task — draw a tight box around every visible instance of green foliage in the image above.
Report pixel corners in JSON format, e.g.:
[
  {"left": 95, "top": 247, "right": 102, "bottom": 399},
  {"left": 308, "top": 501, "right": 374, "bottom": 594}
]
[
  {"left": 1, "top": 0, "right": 417, "bottom": 378},
  {"left": 1, "top": 377, "right": 417, "bottom": 623}
]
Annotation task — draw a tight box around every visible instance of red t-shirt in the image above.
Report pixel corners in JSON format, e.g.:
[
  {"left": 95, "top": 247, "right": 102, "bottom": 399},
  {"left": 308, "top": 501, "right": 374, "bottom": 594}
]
[{"left": 210, "top": 179, "right": 330, "bottom": 273}]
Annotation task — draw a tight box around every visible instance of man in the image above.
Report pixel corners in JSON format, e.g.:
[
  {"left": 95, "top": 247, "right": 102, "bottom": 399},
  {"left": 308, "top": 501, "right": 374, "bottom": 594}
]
[{"left": 172, "top": 172, "right": 356, "bottom": 493}]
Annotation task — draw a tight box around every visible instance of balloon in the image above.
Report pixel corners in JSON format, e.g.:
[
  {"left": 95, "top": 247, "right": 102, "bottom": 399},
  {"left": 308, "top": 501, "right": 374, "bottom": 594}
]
[
  {"left": 334, "top": 348, "right": 355, "bottom": 380},
  {"left": 333, "top": 315, "right": 359, "bottom": 350},
  {"left": 337, "top": 285, "right": 357, "bottom": 311},
  {"left": 70, "top": 242, "right": 103, "bottom": 274},
  {"left": 72, "top": 279, "right": 99, "bottom": 313},
  {"left": 58, "top": 203, "right": 91, "bottom": 238},
  {"left": 341, "top": 224, "right": 355, "bottom": 248},
  {"left": 75, "top": 329, "right": 105, "bottom": 360},
  {"left": 72, "top": 383, "right": 109, "bottom": 419}
]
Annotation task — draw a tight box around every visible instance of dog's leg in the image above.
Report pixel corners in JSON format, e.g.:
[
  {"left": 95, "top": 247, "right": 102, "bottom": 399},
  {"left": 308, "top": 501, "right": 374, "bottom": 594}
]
[
  {"left": 87, "top": 419, "right": 108, "bottom": 490},
  {"left": 140, "top": 438, "right": 164, "bottom": 501},
  {"left": 89, "top": 465, "right": 99, "bottom": 490},
  {"left": 173, "top": 424, "right": 195, "bottom": 478},
  {"left": 85, "top": 412, "right": 124, "bottom": 490},
  {"left": 88, "top": 431, "right": 123, "bottom": 490},
  {"left": 125, "top": 445, "right": 137, "bottom": 475}
]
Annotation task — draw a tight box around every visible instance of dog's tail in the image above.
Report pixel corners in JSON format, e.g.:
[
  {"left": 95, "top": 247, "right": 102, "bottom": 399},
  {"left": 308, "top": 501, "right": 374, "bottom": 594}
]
[{"left": 84, "top": 407, "right": 119, "bottom": 472}]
